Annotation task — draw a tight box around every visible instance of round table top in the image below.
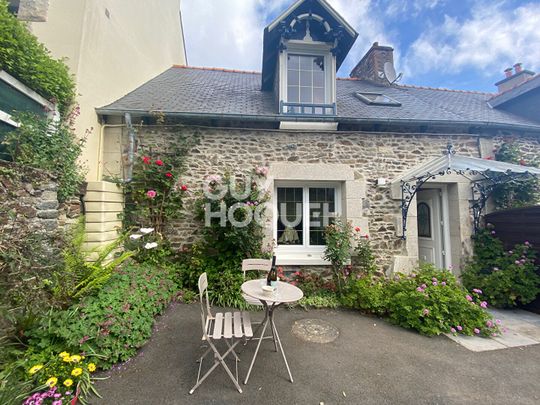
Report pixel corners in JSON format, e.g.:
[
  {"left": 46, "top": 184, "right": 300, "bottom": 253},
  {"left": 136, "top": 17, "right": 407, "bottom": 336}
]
[{"left": 241, "top": 279, "right": 303, "bottom": 304}]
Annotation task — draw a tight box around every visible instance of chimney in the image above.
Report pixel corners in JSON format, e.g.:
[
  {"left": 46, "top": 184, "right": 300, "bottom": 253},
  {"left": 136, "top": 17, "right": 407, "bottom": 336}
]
[
  {"left": 350, "top": 42, "right": 395, "bottom": 86},
  {"left": 495, "top": 63, "right": 535, "bottom": 93}
]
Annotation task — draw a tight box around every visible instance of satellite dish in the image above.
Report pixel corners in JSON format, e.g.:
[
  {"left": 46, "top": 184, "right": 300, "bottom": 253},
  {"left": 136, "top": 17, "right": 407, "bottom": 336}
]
[{"left": 383, "top": 62, "right": 402, "bottom": 84}]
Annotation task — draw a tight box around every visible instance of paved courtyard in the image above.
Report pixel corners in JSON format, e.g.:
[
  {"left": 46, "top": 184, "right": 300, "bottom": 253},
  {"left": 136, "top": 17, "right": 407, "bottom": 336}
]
[{"left": 94, "top": 303, "right": 540, "bottom": 404}]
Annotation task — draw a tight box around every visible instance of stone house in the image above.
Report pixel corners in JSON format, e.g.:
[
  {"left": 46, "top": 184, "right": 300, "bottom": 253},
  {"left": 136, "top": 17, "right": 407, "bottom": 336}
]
[{"left": 95, "top": 0, "right": 540, "bottom": 274}]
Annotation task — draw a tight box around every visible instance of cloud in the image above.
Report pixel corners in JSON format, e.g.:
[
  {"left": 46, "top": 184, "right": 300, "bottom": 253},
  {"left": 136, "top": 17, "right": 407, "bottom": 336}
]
[
  {"left": 181, "top": 0, "right": 393, "bottom": 76},
  {"left": 403, "top": 1, "right": 540, "bottom": 78}
]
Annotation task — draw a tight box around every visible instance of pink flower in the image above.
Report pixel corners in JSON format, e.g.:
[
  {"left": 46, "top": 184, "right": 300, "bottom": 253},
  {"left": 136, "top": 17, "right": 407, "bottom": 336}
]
[
  {"left": 441, "top": 281, "right": 447, "bottom": 286},
  {"left": 480, "top": 301, "right": 488, "bottom": 308},
  {"left": 491, "top": 230, "right": 496, "bottom": 235},
  {"left": 474, "top": 328, "right": 480, "bottom": 334},
  {"left": 457, "top": 325, "right": 463, "bottom": 331},
  {"left": 432, "top": 277, "right": 437, "bottom": 282},
  {"left": 472, "top": 288, "right": 482, "bottom": 294},
  {"left": 354, "top": 226, "right": 361, "bottom": 232},
  {"left": 486, "top": 320, "right": 493, "bottom": 328},
  {"left": 432, "top": 281, "right": 438, "bottom": 286},
  {"left": 496, "top": 319, "right": 502, "bottom": 325},
  {"left": 422, "top": 308, "right": 430, "bottom": 316},
  {"left": 421, "top": 284, "right": 427, "bottom": 289},
  {"left": 524, "top": 241, "right": 530, "bottom": 246},
  {"left": 155, "top": 159, "right": 163, "bottom": 166},
  {"left": 416, "top": 287, "right": 424, "bottom": 292},
  {"left": 466, "top": 295, "right": 473, "bottom": 302},
  {"left": 146, "top": 190, "right": 156, "bottom": 198},
  {"left": 450, "top": 327, "right": 457, "bottom": 333}
]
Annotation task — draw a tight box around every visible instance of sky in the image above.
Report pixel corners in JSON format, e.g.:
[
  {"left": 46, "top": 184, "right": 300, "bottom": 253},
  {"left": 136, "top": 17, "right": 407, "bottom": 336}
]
[{"left": 181, "top": 0, "right": 540, "bottom": 93}]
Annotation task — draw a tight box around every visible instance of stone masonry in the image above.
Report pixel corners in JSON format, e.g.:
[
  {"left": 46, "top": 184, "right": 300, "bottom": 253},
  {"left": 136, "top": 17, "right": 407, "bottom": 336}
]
[{"left": 124, "top": 125, "right": 540, "bottom": 273}]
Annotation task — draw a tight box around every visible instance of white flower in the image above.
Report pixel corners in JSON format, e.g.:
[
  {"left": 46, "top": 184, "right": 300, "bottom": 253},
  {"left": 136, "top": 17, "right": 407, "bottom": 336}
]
[
  {"left": 144, "top": 242, "right": 158, "bottom": 249},
  {"left": 139, "top": 227, "right": 154, "bottom": 234},
  {"left": 129, "top": 234, "right": 142, "bottom": 240}
]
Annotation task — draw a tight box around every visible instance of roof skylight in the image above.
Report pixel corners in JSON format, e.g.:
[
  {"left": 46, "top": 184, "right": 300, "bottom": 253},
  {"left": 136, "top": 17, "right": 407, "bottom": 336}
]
[{"left": 354, "top": 91, "right": 401, "bottom": 106}]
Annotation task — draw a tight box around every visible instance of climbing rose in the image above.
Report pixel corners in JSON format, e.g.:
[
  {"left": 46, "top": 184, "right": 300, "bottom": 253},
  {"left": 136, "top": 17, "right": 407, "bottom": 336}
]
[
  {"left": 146, "top": 190, "right": 157, "bottom": 198},
  {"left": 181, "top": 184, "right": 188, "bottom": 191},
  {"left": 142, "top": 156, "right": 151, "bottom": 164},
  {"left": 354, "top": 226, "right": 361, "bottom": 232},
  {"left": 155, "top": 159, "right": 163, "bottom": 166}
]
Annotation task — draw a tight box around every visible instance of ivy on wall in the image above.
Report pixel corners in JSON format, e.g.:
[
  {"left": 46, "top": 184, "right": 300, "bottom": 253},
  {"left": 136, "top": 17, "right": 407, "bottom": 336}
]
[{"left": 0, "top": 0, "right": 75, "bottom": 113}]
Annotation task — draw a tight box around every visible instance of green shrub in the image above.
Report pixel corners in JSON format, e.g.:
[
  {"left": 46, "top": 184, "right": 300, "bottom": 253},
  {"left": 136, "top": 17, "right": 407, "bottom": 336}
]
[
  {"left": 3, "top": 112, "right": 85, "bottom": 202},
  {"left": 462, "top": 227, "right": 540, "bottom": 308},
  {"left": 340, "top": 276, "right": 388, "bottom": 316},
  {"left": 323, "top": 218, "right": 353, "bottom": 293},
  {"left": 298, "top": 292, "right": 340, "bottom": 309},
  {"left": 28, "top": 263, "right": 178, "bottom": 369},
  {"left": 0, "top": 0, "right": 75, "bottom": 112},
  {"left": 386, "top": 265, "right": 499, "bottom": 336}
]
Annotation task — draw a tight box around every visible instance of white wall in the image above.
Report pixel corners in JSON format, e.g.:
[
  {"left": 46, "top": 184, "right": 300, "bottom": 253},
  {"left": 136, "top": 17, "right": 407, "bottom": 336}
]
[{"left": 29, "top": 0, "right": 187, "bottom": 181}]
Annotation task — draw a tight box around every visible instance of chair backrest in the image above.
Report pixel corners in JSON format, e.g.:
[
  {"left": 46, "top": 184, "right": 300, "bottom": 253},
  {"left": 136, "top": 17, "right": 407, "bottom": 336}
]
[
  {"left": 198, "top": 273, "right": 213, "bottom": 336},
  {"left": 242, "top": 258, "right": 272, "bottom": 279}
]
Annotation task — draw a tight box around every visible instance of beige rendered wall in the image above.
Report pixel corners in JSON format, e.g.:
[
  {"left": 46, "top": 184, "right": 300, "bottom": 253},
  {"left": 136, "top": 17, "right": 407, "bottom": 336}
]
[{"left": 29, "top": 0, "right": 187, "bottom": 181}]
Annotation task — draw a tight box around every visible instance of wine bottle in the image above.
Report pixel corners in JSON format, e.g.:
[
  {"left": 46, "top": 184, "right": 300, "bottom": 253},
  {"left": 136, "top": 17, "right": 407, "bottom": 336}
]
[{"left": 267, "top": 255, "right": 277, "bottom": 286}]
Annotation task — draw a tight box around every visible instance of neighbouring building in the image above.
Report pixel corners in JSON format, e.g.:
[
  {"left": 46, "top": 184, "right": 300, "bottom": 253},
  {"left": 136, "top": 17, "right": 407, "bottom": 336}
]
[
  {"left": 10, "top": 0, "right": 187, "bottom": 250},
  {"left": 96, "top": 0, "right": 540, "bottom": 274}
]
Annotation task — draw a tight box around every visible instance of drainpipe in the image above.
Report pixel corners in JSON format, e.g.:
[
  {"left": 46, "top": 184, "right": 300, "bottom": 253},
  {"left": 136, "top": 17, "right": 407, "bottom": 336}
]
[
  {"left": 97, "top": 122, "right": 127, "bottom": 181},
  {"left": 125, "top": 112, "right": 136, "bottom": 181}
]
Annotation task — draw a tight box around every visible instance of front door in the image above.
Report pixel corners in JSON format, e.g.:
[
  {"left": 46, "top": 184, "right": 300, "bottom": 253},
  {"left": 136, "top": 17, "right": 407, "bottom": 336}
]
[{"left": 417, "top": 189, "right": 445, "bottom": 268}]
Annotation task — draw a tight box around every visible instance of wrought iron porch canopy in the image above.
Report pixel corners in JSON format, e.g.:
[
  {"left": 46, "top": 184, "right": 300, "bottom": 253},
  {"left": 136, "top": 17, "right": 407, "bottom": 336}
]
[{"left": 397, "top": 151, "right": 540, "bottom": 239}]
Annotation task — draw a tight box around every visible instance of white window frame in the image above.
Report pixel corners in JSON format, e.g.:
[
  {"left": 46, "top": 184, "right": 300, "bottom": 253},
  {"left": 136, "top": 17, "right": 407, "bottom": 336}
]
[
  {"left": 279, "top": 40, "right": 337, "bottom": 108},
  {"left": 274, "top": 180, "right": 342, "bottom": 265}
]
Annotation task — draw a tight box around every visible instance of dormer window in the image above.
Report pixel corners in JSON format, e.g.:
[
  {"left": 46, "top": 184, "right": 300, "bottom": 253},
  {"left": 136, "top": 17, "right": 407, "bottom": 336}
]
[
  {"left": 286, "top": 54, "right": 327, "bottom": 114},
  {"left": 261, "top": 0, "right": 358, "bottom": 121}
]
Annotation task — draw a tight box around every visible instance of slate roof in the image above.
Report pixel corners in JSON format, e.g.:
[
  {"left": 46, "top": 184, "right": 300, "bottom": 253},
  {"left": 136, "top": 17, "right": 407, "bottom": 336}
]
[{"left": 97, "top": 66, "right": 540, "bottom": 131}]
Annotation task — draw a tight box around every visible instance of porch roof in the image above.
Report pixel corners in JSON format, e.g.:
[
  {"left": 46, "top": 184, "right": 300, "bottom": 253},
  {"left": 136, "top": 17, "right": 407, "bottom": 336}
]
[{"left": 397, "top": 153, "right": 540, "bottom": 184}]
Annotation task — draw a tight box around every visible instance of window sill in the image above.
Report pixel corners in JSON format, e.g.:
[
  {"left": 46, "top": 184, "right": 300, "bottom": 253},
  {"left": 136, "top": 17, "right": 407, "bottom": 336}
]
[{"left": 275, "top": 249, "right": 331, "bottom": 266}]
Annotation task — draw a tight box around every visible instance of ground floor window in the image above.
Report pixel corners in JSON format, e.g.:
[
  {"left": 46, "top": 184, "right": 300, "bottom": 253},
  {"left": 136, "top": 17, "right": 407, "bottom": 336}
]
[{"left": 274, "top": 181, "right": 341, "bottom": 264}]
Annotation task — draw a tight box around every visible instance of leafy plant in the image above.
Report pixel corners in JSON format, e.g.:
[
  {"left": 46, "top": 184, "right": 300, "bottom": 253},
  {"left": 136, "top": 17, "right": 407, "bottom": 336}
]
[
  {"left": 297, "top": 292, "right": 340, "bottom": 309},
  {"left": 385, "top": 265, "right": 499, "bottom": 336},
  {"left": 52, "top": 219, "right": 133, "bottom": 307},
  {"left": 323, "top": 218, "right": 353, "bottom": 293},
  {"left": 123, "top": 149, "right": 190, "bottom": 234},
  {"left": 0, "top": 0, "right": 75, "bottom": 112},
  {"left": 492, "top": 141, "right": 540, "bottom": 209},
  {"left": 340, "top": 276, "right": 388, "bottom": 316},
  {"left": 3, "top": 112, "right": 85, "bottom": 202},
  {"left": 462, "top": 227, "right": 540, "bottom": 308},
  {"left": 28, "top": 263, "right": 178, "bottom": 369}
]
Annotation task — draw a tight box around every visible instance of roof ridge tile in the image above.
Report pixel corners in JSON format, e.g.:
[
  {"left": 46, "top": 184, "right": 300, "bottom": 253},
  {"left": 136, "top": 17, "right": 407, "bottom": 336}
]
[
  {"left": 397, "top": 83, "right": 493, "bottom": 95},
  {"left": 172, "top": 64, "right": 261, "bottom": 74}
]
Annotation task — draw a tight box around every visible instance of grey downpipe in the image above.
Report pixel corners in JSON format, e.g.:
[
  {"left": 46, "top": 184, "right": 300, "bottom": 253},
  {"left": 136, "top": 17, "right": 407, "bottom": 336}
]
[{"left": 125, "top": 112, "right": 136, "bottom": 181}]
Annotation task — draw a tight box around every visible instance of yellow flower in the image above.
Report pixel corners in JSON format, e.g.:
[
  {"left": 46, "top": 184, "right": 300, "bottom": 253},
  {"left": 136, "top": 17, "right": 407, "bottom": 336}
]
[
  {"left": 88, "top": 363, "right": 96, "bottom": 373},
  {"left": 63, "top": 379, "right": 73, "bottom": 387},
  {"left": 29, "top": 365, "right": 43, "bottom": 375},
  {"left": 46, "top": 377, "right": 58, "bottom": 387},
  {"left": 59, "top": 351, "right": 70, "bottom": 358},
  {"left": 62, "top": 356, "right": 72, "bottom": 363},
  {"left": 70, "top": 355, "right": 82, "bottom": 363},
  {"left": 71, "top": 367, "right": 83, "bottom": 377}
]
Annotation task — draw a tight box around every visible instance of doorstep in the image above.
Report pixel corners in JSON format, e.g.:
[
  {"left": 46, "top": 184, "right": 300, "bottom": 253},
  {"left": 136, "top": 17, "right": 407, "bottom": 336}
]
[{"left": 444, "top": 309, "right": 540, "bottom": 352}]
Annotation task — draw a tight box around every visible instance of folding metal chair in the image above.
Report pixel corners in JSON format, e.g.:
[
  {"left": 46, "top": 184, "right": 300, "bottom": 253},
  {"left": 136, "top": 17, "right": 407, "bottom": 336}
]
[
  {"left": 189, "top": 273, "right": 253, "bottom": 395},
  {"left": 241, "top": 259, "right": 272, "bottom": 308}
]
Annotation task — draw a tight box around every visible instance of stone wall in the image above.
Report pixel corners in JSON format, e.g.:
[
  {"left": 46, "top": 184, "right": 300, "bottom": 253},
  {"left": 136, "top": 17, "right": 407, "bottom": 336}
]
[
  {"left": 130, "top": 126, "right": 490, "bottom": 272},
  {"left": 0, "top": 160, "right": 80, "bottom": 240}
]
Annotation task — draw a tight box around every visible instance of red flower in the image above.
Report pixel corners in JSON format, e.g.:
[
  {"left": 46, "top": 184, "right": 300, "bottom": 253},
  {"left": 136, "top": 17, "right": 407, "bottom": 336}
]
[
  {"left": 181, "top": 184, "right": 188, "bottom": 191},
  {"left": 354, "top": 226, "right": 361, "bottom": 232},
  {"left": 519, "top": 159, "right": 526, "bottom": 165},
  {"left": 155, "top": 159, "right": 164, "bottom": 166},
  {"left": 165, "top": 172, "right": 173, "bottom": 178},
  {"left": 364, "top": 235, "right": 369, "bottom": 239},
  {"left": 142, "top": 156, "right": 151, "bottom": 164}
]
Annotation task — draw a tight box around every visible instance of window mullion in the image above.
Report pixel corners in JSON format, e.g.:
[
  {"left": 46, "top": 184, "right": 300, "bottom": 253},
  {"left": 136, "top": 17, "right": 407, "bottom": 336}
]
[{"left": 303, "top": 186, "right": 309, "bottom": 247}]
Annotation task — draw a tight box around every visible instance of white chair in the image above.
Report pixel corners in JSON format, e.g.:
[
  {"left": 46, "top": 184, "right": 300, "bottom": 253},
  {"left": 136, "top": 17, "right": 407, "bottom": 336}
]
[
  {"left": 241, "top": 259, "right": 272, "bottom": 307},
  {"left": 189, "top": 273, "right": 253, "bottom": 395}
]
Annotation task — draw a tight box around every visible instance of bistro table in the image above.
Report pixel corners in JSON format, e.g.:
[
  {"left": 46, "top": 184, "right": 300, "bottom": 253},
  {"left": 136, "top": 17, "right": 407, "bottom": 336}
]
[{"left": 241, "top": 279, "right": 303, "bottom": 384}]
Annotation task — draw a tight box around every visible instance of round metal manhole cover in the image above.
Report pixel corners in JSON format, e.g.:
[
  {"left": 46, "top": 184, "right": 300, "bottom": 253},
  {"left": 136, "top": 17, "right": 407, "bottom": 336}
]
[{"left": 292, "top": 319, "right": 339, "bottom": 343}]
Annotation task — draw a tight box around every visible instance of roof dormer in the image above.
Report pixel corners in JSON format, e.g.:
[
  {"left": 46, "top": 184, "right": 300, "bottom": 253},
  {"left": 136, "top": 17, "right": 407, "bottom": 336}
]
[{"left": 261, "top": 0, "right": 357, "bottom": 124}]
